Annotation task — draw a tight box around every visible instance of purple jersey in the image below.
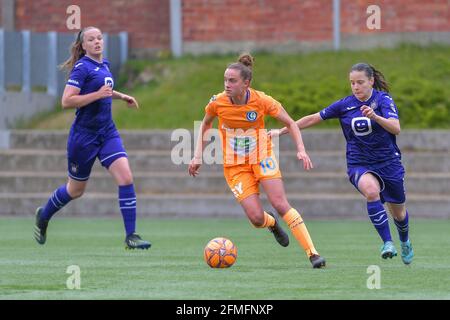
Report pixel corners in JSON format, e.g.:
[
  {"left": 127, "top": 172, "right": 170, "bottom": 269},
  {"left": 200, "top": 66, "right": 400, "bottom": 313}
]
[
  {"left": 320, "top": 89, "right": 401, "bottom": 167},
  {"left": 66, "top": 55, "right": 114, "bottom": 130}
]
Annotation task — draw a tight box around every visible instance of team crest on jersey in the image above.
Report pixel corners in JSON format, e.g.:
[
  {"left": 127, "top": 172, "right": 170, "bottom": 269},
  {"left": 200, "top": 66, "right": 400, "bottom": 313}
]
[
  {"left": 70, "top": 162, "right": 79, "bottom": 174},
  {"left": 246, "top": 111, "right": 257, "bottom": 122},
  {"left": 370, "top": 101, "right": 378, "bottom": 110}
]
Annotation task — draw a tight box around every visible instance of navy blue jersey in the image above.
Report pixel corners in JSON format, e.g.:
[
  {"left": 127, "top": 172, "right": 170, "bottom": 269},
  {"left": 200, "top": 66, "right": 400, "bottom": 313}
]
[
  {"left": 66, "top": 55, "right": 114, "bottom": 130},
  {"left": 320, "top": 89, "right": 401, "bottom": 167}
]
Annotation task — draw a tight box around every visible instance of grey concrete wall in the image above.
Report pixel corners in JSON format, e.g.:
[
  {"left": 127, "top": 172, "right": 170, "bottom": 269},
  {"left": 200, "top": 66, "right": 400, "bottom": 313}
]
[
  {"left": 1, "top": 0, "right": 15, "bottom": 31},
  {"left": 183, "top": 32, "right": 450, "bottom": 55},
  {"left": 0, "top": 92, "right": 56, "bottom": 129},
  {"left": 6, "top": 129, "right": 450, "bottom": 151},
  {"left": 0, "top": 130, "right": 449, "bottom": 218},
  {"left": 183, "top": 40, "right": 334, "bottom": 56},
  {"left": 341, "top": 32, "right": 450, "bottom": 51}
]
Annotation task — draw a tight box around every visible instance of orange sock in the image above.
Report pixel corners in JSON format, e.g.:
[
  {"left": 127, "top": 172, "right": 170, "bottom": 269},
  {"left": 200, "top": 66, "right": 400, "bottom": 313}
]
[
  {"left": 252, "top": 211, "right": 276, "bottom": 228},
  {"left": 282, "top": 208, "right": 318, "bottom": 257}
]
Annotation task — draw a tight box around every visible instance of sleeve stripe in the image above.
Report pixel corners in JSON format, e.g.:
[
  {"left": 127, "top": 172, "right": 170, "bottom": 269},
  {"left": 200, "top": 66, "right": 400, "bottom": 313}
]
[
  {"left": 65, "top": 84, "right": 82, "bottom": 90},
  {"left": 319, "top": 112, "right": 325, "bottom": 120}
]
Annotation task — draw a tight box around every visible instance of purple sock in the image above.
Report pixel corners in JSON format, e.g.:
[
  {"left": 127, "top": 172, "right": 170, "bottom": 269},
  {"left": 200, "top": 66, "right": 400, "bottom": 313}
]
[
  {"left": 41, "top": 185, "right": 72, "bottom": 221},
  {"left": 119, "top": 184, "right": 137, "bottom": 237},
  {"left": 394, "top": 210, "right": 409, "bottom": 242},
  {"left": 367, "top": 200, "right": 392, "bottom": 243}
]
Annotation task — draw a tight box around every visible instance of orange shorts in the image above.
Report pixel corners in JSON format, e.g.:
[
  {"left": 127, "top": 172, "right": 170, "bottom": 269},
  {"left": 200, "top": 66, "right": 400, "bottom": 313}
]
[{"left": 223, "top": 155, "right": 282, "bottom": 202}]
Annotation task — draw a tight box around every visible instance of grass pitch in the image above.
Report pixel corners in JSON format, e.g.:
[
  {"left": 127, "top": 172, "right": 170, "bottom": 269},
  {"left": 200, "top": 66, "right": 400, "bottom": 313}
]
[{"left": 0, "top": 217, "right": 448, "bottom": 300}]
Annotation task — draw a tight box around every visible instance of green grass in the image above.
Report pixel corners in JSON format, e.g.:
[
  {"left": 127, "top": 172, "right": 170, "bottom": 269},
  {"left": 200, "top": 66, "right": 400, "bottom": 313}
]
[
  {"left": 26, "top": 44, "right": 450, "bottom": 130},
  {"left": 0, "top": 217, "right": 449, "bottom": 300}
]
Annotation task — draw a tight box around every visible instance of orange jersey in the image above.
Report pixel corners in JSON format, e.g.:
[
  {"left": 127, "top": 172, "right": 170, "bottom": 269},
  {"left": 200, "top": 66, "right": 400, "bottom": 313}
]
[{"left": 205, "top": 88, "right": 282, "bottom": 167}]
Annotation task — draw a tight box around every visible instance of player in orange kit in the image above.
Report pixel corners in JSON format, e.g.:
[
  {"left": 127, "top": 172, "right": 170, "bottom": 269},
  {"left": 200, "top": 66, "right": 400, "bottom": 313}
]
[{"left": 188, "top": 53, "right": 326, "bottom": 268}]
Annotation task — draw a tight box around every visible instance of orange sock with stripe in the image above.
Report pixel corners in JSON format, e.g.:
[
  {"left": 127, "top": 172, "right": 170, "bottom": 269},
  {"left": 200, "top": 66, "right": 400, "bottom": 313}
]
[
  {"left": 252, "top": 211, "right": 276, "bottom": 228},
  {"left": 282, "top": 208, "right": 318, "bottom": 257}
]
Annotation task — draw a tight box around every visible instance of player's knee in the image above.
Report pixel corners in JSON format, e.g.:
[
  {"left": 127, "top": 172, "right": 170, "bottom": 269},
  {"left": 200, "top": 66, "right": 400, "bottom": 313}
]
[
  {"left": 249, "top": 213, "right": 265, "bottom": 227},
  {"left": 271, "top": 199, "right": 291, "bottom": 216},
  {"left": 66, "top": 181, "right": 86, "bottom": 199},
  {"left": 125, "top": 173, "right": 134, "bottom": 185},
  {"left": 118, "top": 171, "right": 133, "bottom": 185},
  {"left": 364, "top": 188, "right": 380, "bottom": 201},
  {"left": 68, "top": 188, "right": 84, "bottom": 199}
]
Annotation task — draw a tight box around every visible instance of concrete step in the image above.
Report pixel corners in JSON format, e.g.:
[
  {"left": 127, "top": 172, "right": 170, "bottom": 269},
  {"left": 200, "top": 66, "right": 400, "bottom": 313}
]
[
  {"left": 7, "top": 130, "right": 450, "bottom": 151},
  {"left": 0, "top": 149, "right": 448, "bottom": 173},
  {"left": 2, "top": 171, "right": 449, "bottom": 195},
  {"left": 1, "top": 192, "right": 448, "bottom": 218}
]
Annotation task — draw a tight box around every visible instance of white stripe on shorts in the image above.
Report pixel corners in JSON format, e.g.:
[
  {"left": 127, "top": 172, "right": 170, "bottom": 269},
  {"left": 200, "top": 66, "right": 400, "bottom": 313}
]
[{"left": 100, "top": 152, "right": 127, "bottom": 163}]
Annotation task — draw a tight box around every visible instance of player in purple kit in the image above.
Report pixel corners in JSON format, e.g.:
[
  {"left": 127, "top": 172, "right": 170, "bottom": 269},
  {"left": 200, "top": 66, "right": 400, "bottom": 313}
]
[
  {"left": 34, "top": 26, "right": 151, "bottom": 250},
  {"left": 272, "top": 63, "right": 413, "bottom": 264}
]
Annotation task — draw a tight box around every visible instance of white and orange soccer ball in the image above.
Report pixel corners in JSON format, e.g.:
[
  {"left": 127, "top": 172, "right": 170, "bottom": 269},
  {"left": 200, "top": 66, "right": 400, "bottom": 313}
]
[{"left": 203, "top": 237, "right": 237, "bottom": 268}]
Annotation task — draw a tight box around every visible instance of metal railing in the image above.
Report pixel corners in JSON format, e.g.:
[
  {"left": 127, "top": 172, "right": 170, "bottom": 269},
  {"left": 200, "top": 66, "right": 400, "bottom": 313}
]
[{"left": 0, "top": 29, "right": 128, "bottom": 96}]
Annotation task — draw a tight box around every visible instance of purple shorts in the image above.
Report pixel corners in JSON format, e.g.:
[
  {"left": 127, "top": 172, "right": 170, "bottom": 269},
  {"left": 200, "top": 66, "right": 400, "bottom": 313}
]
[
  {"left": 347, "top": 160, "right": 406, "bottom": 204},
  {"left": 67, "top": 124, "right": 127, "bottom": 181}
]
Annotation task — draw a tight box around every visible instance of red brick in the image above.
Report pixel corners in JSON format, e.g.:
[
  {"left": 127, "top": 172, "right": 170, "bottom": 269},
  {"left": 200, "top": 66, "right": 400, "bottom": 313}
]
[
  {"left": 7, "top": 0, "right": 450, "bottom": 54},
  {"left": 13, "top": 0, "right": 170, "bottom": 53},
  {"left": 340, "top": 0, "right": 449, "bottom": 34}
]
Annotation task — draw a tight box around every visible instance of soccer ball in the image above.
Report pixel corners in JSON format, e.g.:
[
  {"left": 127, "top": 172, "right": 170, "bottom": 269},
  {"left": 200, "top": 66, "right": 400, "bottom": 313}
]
[{"left": 203, "top": 237, "right": 237, "bottom": 268}]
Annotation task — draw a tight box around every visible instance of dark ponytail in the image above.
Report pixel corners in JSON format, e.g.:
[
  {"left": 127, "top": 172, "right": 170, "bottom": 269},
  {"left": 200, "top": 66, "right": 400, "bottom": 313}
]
[{"left": 350, "top": 62, "right": 389, "bottom": 93}]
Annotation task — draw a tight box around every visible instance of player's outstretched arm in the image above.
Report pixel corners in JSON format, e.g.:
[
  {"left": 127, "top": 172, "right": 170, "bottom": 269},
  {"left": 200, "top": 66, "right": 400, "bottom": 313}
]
[
  {"left": 271, "top": 112, "right": 322, "bottom": 137},
  {"left": 274, "top": 106, "right": 313, "bottom": 171},
  {"left": 113, "top": 90, "right": 139, "bottom": 109}
]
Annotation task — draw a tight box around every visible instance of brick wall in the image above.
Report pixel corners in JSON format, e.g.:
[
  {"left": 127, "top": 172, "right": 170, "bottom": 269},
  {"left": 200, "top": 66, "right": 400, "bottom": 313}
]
[
  {"left": 5, "top": 0, "right": 450, "bottom": 56},
  {"left": 13, "top": 0, "right": 170, "bottom": 57},
  {"left": 183, "top": 0, "right": 333, "bottom": 43},
  {"left": 182, "top": 0, "right": 449, "bottom": 42},
  {"left": 340, "top": 0, "right": 449, "bottom": 34}
]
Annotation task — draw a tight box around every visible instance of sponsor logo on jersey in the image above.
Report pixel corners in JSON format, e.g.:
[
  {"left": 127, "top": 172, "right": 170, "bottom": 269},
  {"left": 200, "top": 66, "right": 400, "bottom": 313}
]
[
  {"left": 209, "top": 95, "right": 217, "bottom": 102},
  {"left": 94, "top": 67, "right": 100, "bottom": 71},
  {"left": 246, "top": 111, "right": 257, "bottom": 122},
  {"left": 346, "top": 106, "right": 357, "bottom": 110},
  {"left": 104, "top": 77, "right": 114, "bottom": 88},
  {"left": 230, "top": 136, "right": 257, "bottom": 156},
  {"left": 74, "top": 63, "right": 83, "bottom": 68},
  {"left": 68, "top": 79, "right": 79, "bottom": 85},
  {"left": 351, "top": 117, "right": 373, "bottom": 136},
  {"left": 390, "top": 103, "right": 396, "bottom": 113}
]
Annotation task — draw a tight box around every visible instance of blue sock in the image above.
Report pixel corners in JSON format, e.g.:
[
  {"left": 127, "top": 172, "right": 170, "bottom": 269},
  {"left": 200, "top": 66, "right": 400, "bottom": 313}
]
[
  {"left": 119, "top": 184, "right": 137, "bottom": 237},
  {"left": 367, "top": 200, "right": 392, "bottom": 243},
  {"left": 41, "top": 185, "right": 72, "bottom": 221},
  {"left": 394, "top": 210, "right": 409, "bottom": 242}
]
